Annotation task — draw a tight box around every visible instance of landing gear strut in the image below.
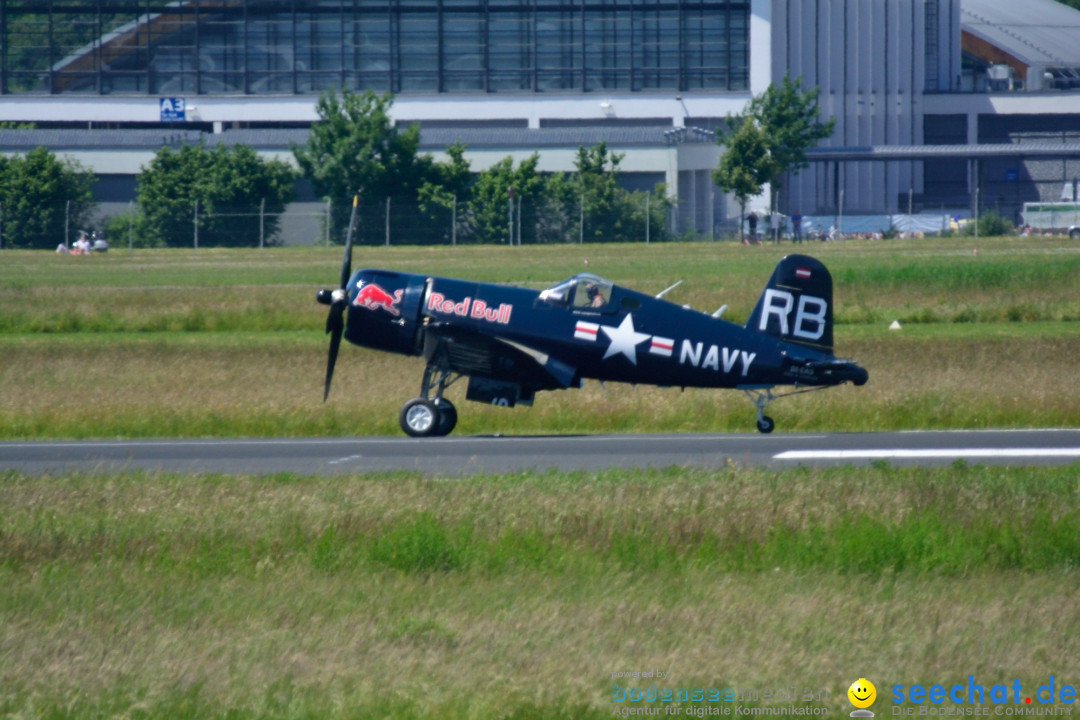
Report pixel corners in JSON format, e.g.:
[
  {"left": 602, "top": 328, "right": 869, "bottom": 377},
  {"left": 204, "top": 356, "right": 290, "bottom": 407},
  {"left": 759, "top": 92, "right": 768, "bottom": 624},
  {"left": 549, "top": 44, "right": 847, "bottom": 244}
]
[
  {"left": 399, "top": 364, "right": 461, "bottom": 437},
  {"left": 743, "top": 387, "right": 776, "bottom": 434}
]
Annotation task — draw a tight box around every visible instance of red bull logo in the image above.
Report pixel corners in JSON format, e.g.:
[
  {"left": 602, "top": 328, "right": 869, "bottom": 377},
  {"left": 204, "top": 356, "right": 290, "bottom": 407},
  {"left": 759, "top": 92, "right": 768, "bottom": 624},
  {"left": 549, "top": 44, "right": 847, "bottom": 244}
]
[
  {"left": 427, "top": 292, "right": 513, "bottom": 325},
  {"left": 353, "top": 282, "right": 403, "bottom": 316}
]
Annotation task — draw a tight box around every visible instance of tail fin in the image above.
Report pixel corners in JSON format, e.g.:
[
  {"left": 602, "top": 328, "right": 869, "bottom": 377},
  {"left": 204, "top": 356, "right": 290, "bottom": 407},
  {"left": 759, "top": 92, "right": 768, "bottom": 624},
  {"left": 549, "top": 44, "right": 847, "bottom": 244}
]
[{"left": 747, "top": 255, "right": 834, "bottom": 353}]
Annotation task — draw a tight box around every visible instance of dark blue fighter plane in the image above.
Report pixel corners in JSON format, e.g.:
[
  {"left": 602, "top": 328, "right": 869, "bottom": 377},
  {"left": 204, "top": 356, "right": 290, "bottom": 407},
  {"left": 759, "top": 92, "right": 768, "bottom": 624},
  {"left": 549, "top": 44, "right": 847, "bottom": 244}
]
[{"left": 317, "top": 203, "right": 867, "bottom": 437}]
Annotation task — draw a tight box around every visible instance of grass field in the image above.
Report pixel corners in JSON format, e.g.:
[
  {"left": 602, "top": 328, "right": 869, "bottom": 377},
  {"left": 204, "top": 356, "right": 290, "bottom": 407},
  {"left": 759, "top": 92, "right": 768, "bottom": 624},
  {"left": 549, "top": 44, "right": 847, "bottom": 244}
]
[
  {"left": 2, "top": 239, "right": 1080, "bottom": 719},
  {"left": 3, "top": 466, "right": 1080, "bottom": 719}
]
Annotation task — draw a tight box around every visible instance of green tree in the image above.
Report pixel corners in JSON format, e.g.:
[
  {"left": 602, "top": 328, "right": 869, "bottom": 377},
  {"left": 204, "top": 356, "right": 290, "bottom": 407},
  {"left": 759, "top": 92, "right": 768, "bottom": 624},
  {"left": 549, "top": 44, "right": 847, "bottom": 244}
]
[
  {"left": 131, "top": 143, "right": 203, "bottom": 248},
  {"left": 465, "top": 153, "right": 544, "bottom": 244},
  {"left": 535, "top": 171, "right": 578, "bottom": 243},
  {"left": 292, "top": 89, "right": 437, "bottom": 244},
  {"left": 713, "top": 117, "right": 779, "bottom": 234},
  {"left": 0, "top": 147, "right": 96, "bottom": 249},
  {"left": 575, "top": 142, "right": 630, "bottom": 242},
  {"left": 631, "top": 184, "right": 674, "bottom": 243},
  {"left": 417, "top": 141, "right": 472, "bottom": 244},
  {"left": 746, "top": 74, "right": 835, "bottom": 190},
  {"left": 135, "top": 142, "right": 295, "bottom": 248},
  {"left": 535, "top": 143, "right": 671, "bottom": 244},
  {"left": 537, "top": 143, "right": 654, "bottom": 244},
  {"left": 715, "top": 75, "right": 834, "bottom": 233}
]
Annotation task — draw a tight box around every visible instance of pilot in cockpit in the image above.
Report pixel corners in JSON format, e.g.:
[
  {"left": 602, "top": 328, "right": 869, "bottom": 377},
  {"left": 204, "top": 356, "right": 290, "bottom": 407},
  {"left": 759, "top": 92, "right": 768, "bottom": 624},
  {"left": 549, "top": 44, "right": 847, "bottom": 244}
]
[{"left": 585, "top": 282, "right": 606, "bottom": 308}]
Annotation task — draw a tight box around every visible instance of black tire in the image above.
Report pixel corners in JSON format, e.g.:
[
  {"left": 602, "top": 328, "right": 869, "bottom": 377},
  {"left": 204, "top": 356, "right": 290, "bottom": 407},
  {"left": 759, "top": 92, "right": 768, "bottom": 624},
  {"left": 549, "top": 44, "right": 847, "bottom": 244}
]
[
  {"left": 756, "top": 416, "right": 775, "bottom": 434},
  {"left": 399, "top": 398, "right": 440, "bottom": 437},
  {"left": 434, "top": 399, "right": 458, "bottom": 436},
  {"left": 1069, "top": 228, "right": 1080, "bottom": 239}
]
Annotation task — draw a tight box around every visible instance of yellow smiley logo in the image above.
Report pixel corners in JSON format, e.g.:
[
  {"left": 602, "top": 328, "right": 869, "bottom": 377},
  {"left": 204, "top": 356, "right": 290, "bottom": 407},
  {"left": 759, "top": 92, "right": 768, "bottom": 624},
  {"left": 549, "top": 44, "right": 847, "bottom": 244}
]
[{"left": 848, "top": 678, "right": 877, "bottom": 709}]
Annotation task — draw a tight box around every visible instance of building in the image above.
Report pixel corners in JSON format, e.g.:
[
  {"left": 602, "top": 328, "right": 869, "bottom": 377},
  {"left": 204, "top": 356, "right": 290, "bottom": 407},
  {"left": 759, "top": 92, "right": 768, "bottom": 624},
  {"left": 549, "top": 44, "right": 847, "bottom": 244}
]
[{"left": 1, "top": 0, "right": 1079, "bottom": 235}]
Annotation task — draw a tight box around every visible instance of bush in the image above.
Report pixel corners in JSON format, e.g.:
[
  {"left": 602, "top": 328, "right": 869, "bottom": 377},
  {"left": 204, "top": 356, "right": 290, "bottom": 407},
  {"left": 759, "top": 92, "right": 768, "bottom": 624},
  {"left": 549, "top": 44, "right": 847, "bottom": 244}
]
[{"left": 963, "top": 211, "right": 1013, "bottom": 237}]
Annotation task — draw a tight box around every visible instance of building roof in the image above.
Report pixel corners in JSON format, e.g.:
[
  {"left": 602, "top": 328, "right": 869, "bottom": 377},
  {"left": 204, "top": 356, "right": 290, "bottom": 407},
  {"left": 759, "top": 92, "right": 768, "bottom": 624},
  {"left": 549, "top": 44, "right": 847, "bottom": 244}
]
[
  {"left": 962, "top": 0, "right": 1080, "bottom": 68},
  {"left": 221, "top": 126, "right": 715, "bottom": 150},
  {"left": 806, "top": 142, "right": 1080, "bottom": 161},
  {"left": 7, "top": 129, "right": 1080, "bottom": 166},
  {"left": 0, "top": 125, "right": 718, "bottom": 154},
  {"left": 0, "top": 129, "right": 205, "bottom": 151}
]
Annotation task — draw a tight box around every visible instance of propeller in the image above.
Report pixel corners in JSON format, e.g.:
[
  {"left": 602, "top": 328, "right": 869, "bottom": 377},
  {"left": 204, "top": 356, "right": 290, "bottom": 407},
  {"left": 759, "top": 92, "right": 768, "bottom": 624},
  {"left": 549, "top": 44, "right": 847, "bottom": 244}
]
[{"left": 319, "top": 194, "right": 360, "bottom": 401}]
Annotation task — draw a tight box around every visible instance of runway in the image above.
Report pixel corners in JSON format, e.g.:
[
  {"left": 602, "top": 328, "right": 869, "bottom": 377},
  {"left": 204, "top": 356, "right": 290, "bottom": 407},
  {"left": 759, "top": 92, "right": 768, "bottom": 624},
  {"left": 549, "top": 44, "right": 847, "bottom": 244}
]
[{"left": 3, "top": 429, "right": 1080, "bottom": 476}]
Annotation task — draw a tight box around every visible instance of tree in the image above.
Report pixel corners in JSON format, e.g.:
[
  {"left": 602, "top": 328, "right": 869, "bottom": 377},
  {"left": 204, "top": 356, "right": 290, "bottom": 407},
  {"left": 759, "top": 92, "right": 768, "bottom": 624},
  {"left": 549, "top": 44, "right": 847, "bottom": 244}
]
[
  {"left": 713, "top": 117, "right": 779, "bottom": 233},
  {"left": 535, "top": 171, "right": 578, "bottom": 243},
  {"left": 134, "top": 142, "right": 295, "bottom": 248},
  {"left": 538, "top": 143, "right": 660, "bottom": 244},
  {"left": 746, "top": 74, "right": 835, "bottom": 190},
  {"left": 0, "top": 147, "right": 96, "bottom": 249},
  {"left": 574, "top": 143, "right": 628, "bottom": 242},
  {"left": 131, "top": 143, "right": 204, "bottom": 248},
  {"left": 465, "top": 153, "right": 544, "bottom": 244},
  {"left": 201, "top": 144, "right": 296, "bottom": 246},
  {"left": 417, "top": 141, "right": 472, "bottom": 244},
  {"left": 292, "top": 89, "right": 436, "bottom": 244},
  {"left": 715, "top": 75, "right": 834, "bottom": 229}
]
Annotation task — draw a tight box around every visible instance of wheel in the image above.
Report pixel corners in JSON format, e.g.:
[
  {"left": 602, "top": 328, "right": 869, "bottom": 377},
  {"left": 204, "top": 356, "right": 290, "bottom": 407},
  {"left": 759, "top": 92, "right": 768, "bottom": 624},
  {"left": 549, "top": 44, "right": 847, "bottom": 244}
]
[
  {"left": 756, "top": 416, "right": 775, "bottom": 434},
  {"left": 399, "top": 398, "right": 439, "bottom": 437},
  {"left": 1070, "top": 227, "right": 1080, "bottom": 239},
  {"left": 434, "top": 399, "right": 458, "bottom": 436}
]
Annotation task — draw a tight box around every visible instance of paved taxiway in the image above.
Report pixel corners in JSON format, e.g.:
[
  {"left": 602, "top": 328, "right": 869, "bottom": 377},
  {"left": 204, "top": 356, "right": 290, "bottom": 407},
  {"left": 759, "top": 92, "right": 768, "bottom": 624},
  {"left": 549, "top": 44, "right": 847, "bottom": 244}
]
[{"left": 3, "top": 430, "right": 1080, "bottom": 475}]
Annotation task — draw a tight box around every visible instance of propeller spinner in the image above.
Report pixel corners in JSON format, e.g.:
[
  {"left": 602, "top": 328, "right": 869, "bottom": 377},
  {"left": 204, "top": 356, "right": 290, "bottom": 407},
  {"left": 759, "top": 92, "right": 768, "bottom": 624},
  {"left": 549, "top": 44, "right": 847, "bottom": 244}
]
[{"left": 317, "top": 194, "right": 360, "bottom": 401}]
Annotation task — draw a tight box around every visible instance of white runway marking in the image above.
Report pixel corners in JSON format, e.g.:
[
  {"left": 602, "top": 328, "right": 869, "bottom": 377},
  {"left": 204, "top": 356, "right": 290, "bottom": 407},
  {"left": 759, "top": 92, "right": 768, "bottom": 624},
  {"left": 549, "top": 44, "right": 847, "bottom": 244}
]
[
  {"left": 328, "top": 454, "right": 363, "bottom": 465},
  {"left": 774, "top": 448, "right": 1080, "bottom": 461}
]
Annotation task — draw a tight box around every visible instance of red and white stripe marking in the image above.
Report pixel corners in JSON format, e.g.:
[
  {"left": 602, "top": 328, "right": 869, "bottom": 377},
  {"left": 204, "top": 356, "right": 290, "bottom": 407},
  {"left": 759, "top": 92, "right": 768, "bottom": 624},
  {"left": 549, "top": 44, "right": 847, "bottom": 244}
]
[
  {"left": 575, "top": 321, "right": 599, "bottom": 341},
  {"left": 649, "top": 336, "right": 674, "bottom": 357}
]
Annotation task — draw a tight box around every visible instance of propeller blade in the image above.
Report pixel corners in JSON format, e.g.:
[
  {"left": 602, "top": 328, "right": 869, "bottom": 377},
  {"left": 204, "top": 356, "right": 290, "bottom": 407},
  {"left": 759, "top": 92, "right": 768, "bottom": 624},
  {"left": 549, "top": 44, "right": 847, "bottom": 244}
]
[
  {"left": 323, "top": 316, "right": 343, "bottom": 402},
  {"left": 339, "top": 193, "right": 359, "bottom": 291},
  {"left": 323, "top": 194, "right": 360, "bottom": 402}
]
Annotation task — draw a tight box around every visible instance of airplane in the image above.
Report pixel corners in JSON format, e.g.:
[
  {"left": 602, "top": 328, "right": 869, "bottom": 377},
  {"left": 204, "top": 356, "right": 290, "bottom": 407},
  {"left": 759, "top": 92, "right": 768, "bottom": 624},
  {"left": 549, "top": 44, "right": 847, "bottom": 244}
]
[{"left": 317, "top": 197, "right": 867, "bottom": 437}]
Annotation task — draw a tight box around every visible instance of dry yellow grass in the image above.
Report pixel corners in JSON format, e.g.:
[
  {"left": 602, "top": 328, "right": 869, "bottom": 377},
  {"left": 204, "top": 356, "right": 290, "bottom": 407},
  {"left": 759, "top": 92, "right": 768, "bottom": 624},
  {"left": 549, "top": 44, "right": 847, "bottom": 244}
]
[{"left": 2, "top": 329, "right": 1079, "bottom": 439}]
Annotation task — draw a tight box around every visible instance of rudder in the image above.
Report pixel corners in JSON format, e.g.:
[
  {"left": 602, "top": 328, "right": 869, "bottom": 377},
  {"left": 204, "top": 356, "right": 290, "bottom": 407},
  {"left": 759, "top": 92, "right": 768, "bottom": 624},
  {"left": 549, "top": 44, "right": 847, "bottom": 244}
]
[{"left": 746, "top": 254, "right": 833, "bottom": 353}]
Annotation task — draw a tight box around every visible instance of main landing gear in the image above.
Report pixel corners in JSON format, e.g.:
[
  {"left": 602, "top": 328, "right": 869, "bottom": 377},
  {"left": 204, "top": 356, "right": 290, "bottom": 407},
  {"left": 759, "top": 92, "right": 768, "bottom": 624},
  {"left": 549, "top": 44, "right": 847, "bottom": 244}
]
[{"left": 399, "top": 364, "right": 461, "bottom": 437}]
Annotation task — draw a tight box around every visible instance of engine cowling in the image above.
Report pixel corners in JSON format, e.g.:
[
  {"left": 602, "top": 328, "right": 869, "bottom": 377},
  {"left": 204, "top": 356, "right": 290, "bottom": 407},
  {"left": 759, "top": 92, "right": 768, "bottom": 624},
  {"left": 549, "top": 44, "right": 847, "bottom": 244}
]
[{"left": 344, "top": 270, "right": 427, "bottom": 356}]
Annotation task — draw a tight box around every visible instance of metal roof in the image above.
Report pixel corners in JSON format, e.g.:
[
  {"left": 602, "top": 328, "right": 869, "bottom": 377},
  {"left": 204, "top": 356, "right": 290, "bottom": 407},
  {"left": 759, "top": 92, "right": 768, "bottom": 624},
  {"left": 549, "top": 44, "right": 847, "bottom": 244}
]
[
  {"left": 806, "top": 142, "right": 1080, "bottom": 161},
  {"left": 0, "top": 129, "right": 205, "bottom": 150},
  {"left": 6, "top": 129, "right": 1080, "bottom": 164},
  {"left": 0, "top": 125, "right": 715, "bottom": 153},
  {"left": 962, "top": 0, "right": 1080, "bottom": 67}
]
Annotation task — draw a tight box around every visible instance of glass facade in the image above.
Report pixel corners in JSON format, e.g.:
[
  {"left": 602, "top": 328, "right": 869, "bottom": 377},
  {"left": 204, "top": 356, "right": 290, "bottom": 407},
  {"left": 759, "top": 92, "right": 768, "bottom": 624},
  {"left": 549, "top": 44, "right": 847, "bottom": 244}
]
[{"left": 1, "top": 1, "right": 748, "bottom": 95}]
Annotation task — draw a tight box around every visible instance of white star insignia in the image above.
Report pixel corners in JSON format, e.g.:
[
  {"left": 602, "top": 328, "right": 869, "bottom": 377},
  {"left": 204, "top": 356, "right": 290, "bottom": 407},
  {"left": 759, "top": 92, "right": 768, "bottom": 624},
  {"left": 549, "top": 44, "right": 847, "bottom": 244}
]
[{"left": 600, "top": 314, "right": 651, "bottom": 365}]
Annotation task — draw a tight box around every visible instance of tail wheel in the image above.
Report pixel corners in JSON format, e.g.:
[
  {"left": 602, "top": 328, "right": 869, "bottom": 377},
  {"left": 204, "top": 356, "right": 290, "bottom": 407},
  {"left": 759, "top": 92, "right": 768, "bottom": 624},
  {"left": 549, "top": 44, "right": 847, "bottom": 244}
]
[{"left": 744, "top": 387, "right": 778, "bottom": 434}]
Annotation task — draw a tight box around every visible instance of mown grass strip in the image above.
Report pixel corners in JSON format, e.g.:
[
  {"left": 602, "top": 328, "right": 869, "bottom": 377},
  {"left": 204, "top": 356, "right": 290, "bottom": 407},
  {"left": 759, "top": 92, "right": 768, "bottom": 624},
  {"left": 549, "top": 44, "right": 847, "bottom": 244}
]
[
  {"left": 3, "top": 467, "right": 1080, "bottom": 720},
  {"left": 5, "top": 465, "right": 1080, "bottom": 578},
  {"left": 4, "top": 240, "right": 1080, "bottom": 334}
]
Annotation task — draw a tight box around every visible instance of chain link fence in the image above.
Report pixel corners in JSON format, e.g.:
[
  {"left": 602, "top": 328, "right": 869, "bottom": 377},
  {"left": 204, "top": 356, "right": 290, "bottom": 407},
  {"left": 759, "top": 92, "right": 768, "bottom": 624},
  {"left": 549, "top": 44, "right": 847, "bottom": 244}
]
[{"left": 93, "top": 196, "right": 688, "bottom": 249}]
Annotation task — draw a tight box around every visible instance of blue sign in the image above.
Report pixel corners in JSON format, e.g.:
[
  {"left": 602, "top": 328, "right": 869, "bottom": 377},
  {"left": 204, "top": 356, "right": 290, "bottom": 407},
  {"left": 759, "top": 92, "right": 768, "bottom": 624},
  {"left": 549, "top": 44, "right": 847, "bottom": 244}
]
[
  {"left": 1005, "top": 168, "right": 1018, "bottom": 182},
  {"left": 159, "top": 97, "right": 186, "bottom": 123}
]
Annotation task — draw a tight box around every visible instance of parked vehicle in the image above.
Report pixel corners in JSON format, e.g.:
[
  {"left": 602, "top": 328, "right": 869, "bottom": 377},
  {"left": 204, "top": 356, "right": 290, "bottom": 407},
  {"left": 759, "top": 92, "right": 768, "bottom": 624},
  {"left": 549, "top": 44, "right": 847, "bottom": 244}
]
[{"left": 1020, "top": 202, "right": 1080, "bottom": 238}]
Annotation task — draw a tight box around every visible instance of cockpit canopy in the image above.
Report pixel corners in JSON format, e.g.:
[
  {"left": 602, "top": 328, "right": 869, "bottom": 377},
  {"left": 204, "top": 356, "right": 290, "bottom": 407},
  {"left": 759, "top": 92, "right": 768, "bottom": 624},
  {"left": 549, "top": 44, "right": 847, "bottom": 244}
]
[{"left": 539, "top": 273, "right": 614, "bottom": 310}]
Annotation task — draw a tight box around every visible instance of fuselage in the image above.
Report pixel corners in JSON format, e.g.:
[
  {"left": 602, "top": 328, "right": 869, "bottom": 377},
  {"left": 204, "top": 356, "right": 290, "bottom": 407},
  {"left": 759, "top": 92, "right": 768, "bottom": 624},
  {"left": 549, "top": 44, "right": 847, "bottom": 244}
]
[{"left": 344, "top": 269, "right": 852, "bottom": 391}]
